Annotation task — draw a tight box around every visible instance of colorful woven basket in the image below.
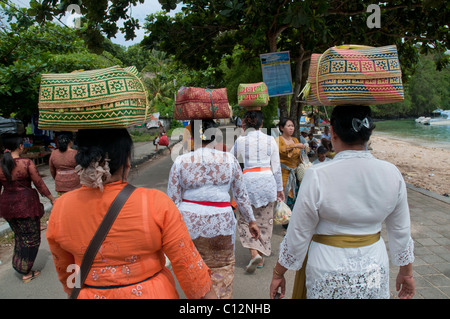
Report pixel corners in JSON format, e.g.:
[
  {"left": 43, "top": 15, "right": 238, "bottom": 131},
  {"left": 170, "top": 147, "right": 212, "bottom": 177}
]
[
  {"left": 300, "top": 45, "right": 404, "bottom": 106},
  {"left": 174, "top": 87, "right": 230, "bottom": 120},
  {"left": 237, "top": 82, "right": 269, "bottom": 109},
  {"left": 38, "top": 65, "right": 149, "bottom": 129}
]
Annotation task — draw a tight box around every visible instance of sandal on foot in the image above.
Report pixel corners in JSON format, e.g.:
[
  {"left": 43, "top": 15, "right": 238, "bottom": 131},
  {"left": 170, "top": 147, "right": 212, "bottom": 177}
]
[
  {"left": 245, "top": 255, "right": 262, "bottom": 273},
  {"left": 256, "top": 258, "right": 265, "bottom": 268},
  {"left": 23, "top": 271, "right": 40, "bottom": 283}
]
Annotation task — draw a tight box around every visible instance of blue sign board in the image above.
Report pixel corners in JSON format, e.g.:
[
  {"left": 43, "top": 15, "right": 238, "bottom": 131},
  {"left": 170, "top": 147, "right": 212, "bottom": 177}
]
[{"left": 260, "top": 51, "right": 293, "bottom": 97}]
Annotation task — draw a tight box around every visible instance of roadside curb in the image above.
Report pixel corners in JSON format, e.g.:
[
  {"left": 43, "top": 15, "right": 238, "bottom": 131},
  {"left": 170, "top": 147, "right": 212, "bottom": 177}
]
[
  {"left": 130, "top": 139, "right": 180, "bottom": 167},
  {"left": 406, "top": 183, "right": 450, "bottom": 205}
]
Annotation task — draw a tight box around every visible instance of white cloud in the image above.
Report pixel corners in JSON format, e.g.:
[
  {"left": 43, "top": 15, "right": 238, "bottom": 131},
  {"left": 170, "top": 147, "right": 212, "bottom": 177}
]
[{"left": 111, "top": 0, "right": 169, "bottom": 47}]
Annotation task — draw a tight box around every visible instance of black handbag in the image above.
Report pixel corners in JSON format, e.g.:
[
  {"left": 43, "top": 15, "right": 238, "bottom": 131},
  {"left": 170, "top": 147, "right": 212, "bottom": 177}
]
[{"left": 69, "top": 183, "right": 136, "bottom": 299}]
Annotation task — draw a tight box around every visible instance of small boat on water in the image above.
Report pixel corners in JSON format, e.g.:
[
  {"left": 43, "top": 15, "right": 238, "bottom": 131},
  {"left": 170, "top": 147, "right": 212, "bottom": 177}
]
[
  {"left": 416, "top": 109, "right": 450, "bottom": 126},
  {"left": 426, "top": 110, "right": 450, "bottom": 126},
  {"left": 415, "top": 116, "right": 431, "bottom": 124}
]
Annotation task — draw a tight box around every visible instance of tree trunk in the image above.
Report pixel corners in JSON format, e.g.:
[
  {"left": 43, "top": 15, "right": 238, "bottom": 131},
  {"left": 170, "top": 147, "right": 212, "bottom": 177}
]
[
  {"left": 267, "top": 26, "right": 312, "bottom": 138},
  {"left": 267, "top": 30, "right": 289, "bottom": 121},
  {"left": 278, "top": 96, "right": 288, "bottom": 120},
  {"left": 290, "top": 51, "right": 304, "bottom": 139},
  {"left": 290, "top": 46, "right": 311, "bottom": 139}
]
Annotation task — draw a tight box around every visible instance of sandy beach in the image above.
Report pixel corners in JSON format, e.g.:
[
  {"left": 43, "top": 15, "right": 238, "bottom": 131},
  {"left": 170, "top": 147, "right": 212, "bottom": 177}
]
[{"left": 369, "top": 133, "right": 450, "bottom": 197}]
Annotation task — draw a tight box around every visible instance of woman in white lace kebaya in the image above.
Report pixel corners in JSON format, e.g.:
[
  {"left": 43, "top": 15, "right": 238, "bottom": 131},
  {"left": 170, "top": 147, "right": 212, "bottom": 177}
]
[
  {"left": 270, "top": 105, "right": 415, "bottom": 299},
  {"left": 231, "top": 110, "right": 284, "bottom": 273},
  {"left": 168, "top": 119, "right": 260, "bottom": 299}
]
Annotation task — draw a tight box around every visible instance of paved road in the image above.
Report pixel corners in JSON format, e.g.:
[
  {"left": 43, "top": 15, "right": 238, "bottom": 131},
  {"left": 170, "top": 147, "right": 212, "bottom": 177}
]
[{"left": 0, "top": 127, "right": 449, "bottom": 299}]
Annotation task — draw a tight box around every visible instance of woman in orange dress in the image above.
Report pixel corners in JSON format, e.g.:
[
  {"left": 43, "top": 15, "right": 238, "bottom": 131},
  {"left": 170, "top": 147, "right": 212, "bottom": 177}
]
[
  {"left": 275, "top": 119, "right": 306, "bottom": 209},
  {"left": 46, "top": 129, "right": 215, "bottom": 299}
]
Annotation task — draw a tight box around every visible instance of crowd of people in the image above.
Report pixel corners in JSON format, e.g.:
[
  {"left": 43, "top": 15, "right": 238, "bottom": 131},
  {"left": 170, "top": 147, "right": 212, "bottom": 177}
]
[{"left": 0, "top": 104, "right": 416, "bottom": 300}]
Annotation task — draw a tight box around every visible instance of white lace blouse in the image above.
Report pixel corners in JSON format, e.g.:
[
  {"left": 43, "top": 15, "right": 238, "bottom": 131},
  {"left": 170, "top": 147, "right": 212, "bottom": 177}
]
[
  {"left": 278, "top": 150, "right": 415, "bottom": 299},
  {"left": 167, "top": 147, "right": 255, "bottom": 242},
  {"left": 230, "top": 130, "right": 283, "bottom": 207}
]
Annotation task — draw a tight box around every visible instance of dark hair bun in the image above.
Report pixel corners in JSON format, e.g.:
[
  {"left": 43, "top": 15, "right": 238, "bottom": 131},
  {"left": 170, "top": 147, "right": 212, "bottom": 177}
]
[
  {"left": 190, "top": 119, "right": 218, "bottom": 143},
  {"left": 330, "top": 105, "right": 375, "bottom": 145},
  {"left": 75, "top": 145, "right": 104, "bottom": 168},
  {"left": 56, "top": 132, "right": 73, "bottom": 152},
  {"left": 243, "top": 110, "right": 263, "bottom": 129},
  {"left": 75, "top": 129, "right": 132, "bottom": 176}
]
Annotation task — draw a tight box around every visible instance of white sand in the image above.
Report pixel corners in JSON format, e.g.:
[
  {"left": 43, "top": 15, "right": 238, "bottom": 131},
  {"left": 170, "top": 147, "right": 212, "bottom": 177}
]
[{"left": 369, "top": 133, "right": 450, "bottom": 196}]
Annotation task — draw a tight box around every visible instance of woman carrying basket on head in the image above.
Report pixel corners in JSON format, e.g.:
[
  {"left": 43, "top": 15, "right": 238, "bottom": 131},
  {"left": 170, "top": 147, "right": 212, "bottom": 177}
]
[
  {"left": 270, "top": 105, "right": 415, "bottom": 299},
  {"left": 231, "top": 110, "right": 284, "bottom": 273},
  {"left": 47, "top": 129, "right": 216, "bottom": 299},
  {"left": 167, "top": 119, "right": 260, "bottom": 299}
]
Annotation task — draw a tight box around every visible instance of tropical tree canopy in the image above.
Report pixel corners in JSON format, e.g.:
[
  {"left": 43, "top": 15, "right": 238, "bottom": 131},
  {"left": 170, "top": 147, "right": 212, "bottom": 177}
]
[
  {"left": 2, "top": 0, "right": 449, "bottom": 128},
  {"left": 0, "top": 3, "right": 121, "bottom": 122},
  {"left": 142, "top": 0, "right": 449, "bottom": 132}
]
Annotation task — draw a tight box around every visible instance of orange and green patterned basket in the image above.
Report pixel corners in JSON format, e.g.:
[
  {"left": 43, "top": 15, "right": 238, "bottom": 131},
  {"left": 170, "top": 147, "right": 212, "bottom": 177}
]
[
  {"left": 300, "top": 45, "right": 404, "bottom": 106},
  {"left": 38, "top": 65, "right": 150, "bottom": 130}
]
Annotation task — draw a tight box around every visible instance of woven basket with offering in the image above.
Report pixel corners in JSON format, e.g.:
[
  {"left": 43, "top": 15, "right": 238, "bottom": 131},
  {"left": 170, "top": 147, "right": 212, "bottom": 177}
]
[
  {"left": 174, "top": 87, "right": 230, "bottom": 120},
  {"left": 300, "top": 45, "right": 404, "bottom": 106},
  {"left": 237, "top": 82, "right": 269, "bottom": 110},
  {"left": 38, "top": 65, "right": 149, "bottom": 130}
]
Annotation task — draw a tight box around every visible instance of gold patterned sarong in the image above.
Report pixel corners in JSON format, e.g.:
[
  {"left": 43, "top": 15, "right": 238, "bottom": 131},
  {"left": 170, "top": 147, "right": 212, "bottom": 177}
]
[
  {"left": 292, "top": 232, "right": 381, "bottom": 299},
  {"left": 193, "top": 235, "right": 235, "bottom": 299}
]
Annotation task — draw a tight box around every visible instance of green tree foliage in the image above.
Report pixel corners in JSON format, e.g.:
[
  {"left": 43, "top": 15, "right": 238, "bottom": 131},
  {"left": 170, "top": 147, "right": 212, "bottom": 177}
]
[
  {"left": 142, "top": 49, "right": 176, "bottom": 117},
  {"left": 141, "top": 1, "right": 448, "bottom": 132},
  {"left": 372, "top": 53, "right": 450, "bottom": 118},
  {"left": 101, "top": 41, "right": 184, "bottom": 118},
  {"left": 220, "top": 45, "right": 278, "bottom": 128},
  {"left": 9, "top": 0, "right": 450, "bottom": 125},
  {"left": 27, "top": 0, "right": 145, "bottom": 52},
  {"left": 407, "top": 54, "right": 449, "bottom": 115},
  {"left": 0, "top": 4, "right": 120, "bottom": 123}
]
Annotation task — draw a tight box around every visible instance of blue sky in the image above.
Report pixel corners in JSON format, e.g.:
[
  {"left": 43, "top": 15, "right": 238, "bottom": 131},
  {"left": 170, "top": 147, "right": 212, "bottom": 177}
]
[{"left": 7, "top": 0, "right": 181, "bottom": 47}]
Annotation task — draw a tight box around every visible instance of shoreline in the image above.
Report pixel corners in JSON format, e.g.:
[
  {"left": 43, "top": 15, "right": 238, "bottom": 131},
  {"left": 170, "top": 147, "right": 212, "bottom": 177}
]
[
  {"left": 369, "top": 132, "right": 450, "bottom": 197},
  {"left": 373, "top": 130, "right": 450, "bottom": 152}
]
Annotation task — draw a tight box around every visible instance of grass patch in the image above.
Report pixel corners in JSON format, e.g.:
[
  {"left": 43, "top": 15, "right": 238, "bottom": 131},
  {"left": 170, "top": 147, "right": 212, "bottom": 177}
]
[{"left": 129, "top": 130, "right": 156, "bottom": 142}]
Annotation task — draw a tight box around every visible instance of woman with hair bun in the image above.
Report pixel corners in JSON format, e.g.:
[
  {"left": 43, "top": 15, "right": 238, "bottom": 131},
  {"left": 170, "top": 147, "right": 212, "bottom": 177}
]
[
  {"left": 270, "top": 104, "right": 415, "bottom": 299},
  {"left": 231, "top": 110, "right": 284, "bottom": 273},
  {"left": 0, "top": 134, "right": 55, "bottom": 283},
  {"left": 168, "top": 119, "right": 260, "bottom": 299},
  {"left": 49, "top": 132, "right": 81, "bottom": 196},
  {"left": 47, "top": 128, "right": 216, "bottom": 299}
]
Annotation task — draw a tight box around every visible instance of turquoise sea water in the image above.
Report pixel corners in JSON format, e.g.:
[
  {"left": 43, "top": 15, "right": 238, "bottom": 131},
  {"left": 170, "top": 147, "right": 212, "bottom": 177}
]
[{"left": 373, "top": 119, "right": 450, "bottom": 151}]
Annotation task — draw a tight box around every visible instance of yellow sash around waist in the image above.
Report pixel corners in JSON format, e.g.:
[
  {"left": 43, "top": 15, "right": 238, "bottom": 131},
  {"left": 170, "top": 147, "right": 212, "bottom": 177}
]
[{"left": 291, "top": 232, "right": 381, "bottom": 299}]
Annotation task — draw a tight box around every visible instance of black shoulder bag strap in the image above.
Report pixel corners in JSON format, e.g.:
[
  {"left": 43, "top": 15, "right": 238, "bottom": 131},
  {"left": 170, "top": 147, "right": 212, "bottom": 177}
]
[{"left": 69, "top": 183, "right": 136, "bottom": 299}]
